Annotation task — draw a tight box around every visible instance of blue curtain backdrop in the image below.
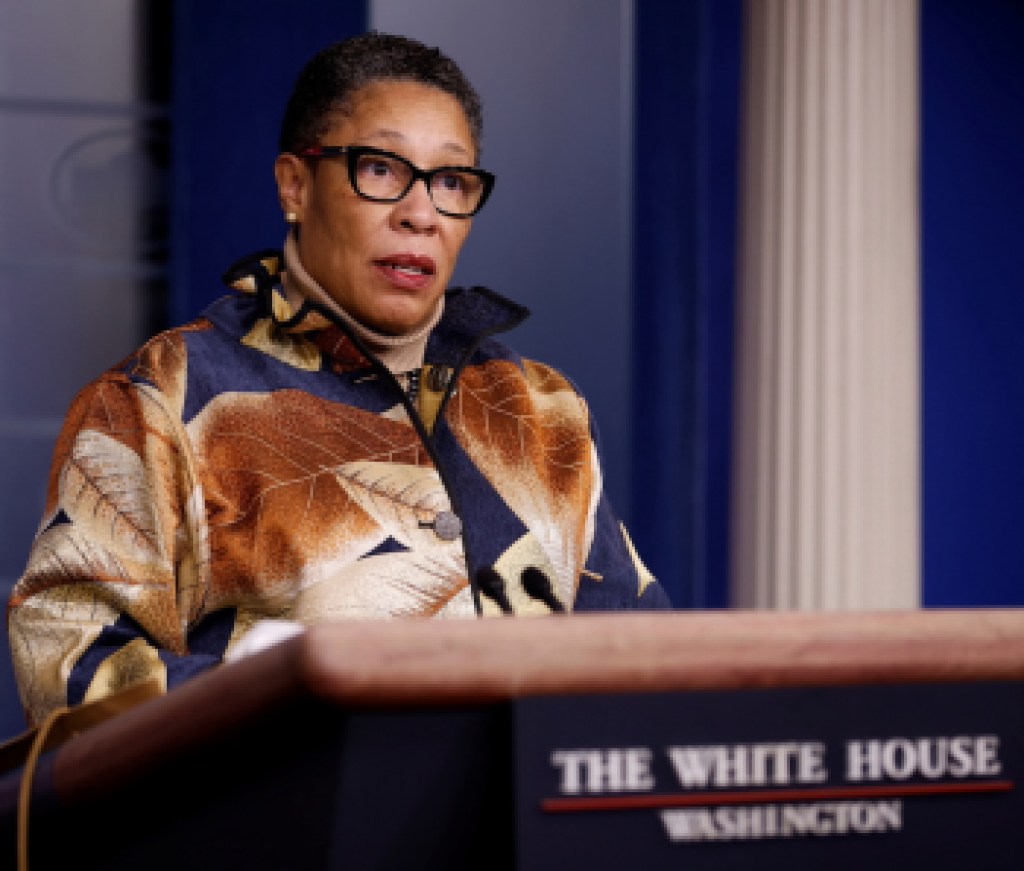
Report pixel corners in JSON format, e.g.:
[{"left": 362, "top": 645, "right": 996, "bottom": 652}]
[
  {"left": 171, "top": 0, "right": 367, "bottom": 322},
  {"left": 632, "top": 0, "right": 742, "bottom": 609},
  {"left": 635, "top": 0, "right": 1024, "bottom": 610},
  {"left": 922, "top": 0, "right": 1024, "bottom": 606}
]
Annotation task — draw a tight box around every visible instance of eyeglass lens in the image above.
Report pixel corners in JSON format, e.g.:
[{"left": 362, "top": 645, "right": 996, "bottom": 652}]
[{"left": 352, "top": 152, "right": 486, "bottom": 216}]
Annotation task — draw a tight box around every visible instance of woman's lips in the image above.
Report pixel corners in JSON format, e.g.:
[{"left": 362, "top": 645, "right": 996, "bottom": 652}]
[{"left": 373, "top": 254, "right": 436, "bottom": 290}]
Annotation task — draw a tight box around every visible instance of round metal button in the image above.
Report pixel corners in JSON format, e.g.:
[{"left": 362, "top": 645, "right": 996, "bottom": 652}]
[{"left": 432, "top": 510, "right": 462, "bottom": 541}]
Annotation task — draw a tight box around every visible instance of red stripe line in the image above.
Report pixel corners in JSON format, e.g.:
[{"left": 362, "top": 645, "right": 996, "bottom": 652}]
[{"left": 541, "top": 780, "right": 1015, "bottom": 813}]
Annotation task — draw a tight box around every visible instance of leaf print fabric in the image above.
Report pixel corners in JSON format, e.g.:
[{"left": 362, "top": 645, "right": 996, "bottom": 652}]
[{"left": 8, "top": 265, "right": 671, "bottom": 726}]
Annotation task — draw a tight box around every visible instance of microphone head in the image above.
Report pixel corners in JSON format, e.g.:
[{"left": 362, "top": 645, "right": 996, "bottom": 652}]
[
  {"left": 521, "top": 567, "right": 566, "bottom": 613},
  {"left": 475, "top": 567, "right": 513, "bottom": 614}
]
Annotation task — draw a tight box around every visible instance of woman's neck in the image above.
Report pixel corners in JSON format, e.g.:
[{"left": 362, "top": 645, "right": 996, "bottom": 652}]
[{"left": 281, "top": 231, "right": 442, "bottom": 374}]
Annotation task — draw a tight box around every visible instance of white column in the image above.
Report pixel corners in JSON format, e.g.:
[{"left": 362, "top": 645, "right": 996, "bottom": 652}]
[{"left": 732, "top": 0, "right": 919, "bottom": 610}]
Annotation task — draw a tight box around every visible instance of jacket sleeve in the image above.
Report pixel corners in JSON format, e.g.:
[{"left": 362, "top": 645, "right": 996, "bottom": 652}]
[{"left": 6, "top": 369, "right": 221, "bottom": 726}]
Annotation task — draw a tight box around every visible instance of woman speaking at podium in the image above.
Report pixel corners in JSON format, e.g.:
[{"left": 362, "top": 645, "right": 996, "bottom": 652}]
[{"left": 7, "top": 32, "right": 670, "bottom": 726}]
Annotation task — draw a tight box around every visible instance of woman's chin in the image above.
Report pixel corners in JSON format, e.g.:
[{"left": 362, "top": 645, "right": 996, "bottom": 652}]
[{"left": 362, "top": 303, "right": 436, "bottom": 337}]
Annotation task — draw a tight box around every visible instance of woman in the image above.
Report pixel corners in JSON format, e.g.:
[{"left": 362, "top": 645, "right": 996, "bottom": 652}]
[{"left": 7, "top": 33, "right": 670, "bottom": 726}]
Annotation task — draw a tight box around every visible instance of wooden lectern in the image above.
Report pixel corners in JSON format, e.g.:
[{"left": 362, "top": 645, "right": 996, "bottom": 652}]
[{"left": 2, "top": 610, "right": 1024, "bottom": 870}]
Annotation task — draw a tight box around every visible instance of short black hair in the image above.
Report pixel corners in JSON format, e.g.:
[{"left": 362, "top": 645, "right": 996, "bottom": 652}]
[{"left": 278, "top": 31, "right": 484, "bottom": 159}]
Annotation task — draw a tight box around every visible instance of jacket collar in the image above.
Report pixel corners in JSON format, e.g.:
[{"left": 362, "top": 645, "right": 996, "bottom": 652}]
[{"left": 217, "top": 248, "right": 530, "bottom": 370}]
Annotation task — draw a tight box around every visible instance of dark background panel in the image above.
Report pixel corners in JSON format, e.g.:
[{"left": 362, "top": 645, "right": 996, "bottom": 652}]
[{"left": 170, "top": 0, "right": 367, "bottom": 323}]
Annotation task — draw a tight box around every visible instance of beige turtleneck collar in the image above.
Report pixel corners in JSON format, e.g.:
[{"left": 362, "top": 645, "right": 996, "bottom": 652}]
[{"left": 281, "top": 231, "right": 443, "bottom": 375}]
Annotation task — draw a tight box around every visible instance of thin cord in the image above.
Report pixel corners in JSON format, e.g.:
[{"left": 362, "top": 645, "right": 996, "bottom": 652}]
[
  {"left": 7, "top": 677, "right": 164, "bottom": 871},
  {"left": 17, "top": 706, "right": 70, "bottom": 871}
]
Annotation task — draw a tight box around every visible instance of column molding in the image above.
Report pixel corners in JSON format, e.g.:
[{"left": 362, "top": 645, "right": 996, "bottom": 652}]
[{"left": 732, "top": 0, "right": 920, "bottom": 609}]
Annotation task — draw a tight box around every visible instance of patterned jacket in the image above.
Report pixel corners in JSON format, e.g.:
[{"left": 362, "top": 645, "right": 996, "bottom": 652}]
[{"left": 8, "top": 252, "right": 670, "bottom": 724}]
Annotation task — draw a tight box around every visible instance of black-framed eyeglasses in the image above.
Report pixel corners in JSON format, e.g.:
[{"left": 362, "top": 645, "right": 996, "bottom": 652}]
[{"left": 299, "top": 145, "right": 495, "bottom": 218}]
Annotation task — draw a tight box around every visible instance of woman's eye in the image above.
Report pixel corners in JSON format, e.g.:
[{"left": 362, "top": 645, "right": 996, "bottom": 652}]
[
  {"left": 362, "top": 159, "right": 393, "bottom": 178},
  {"left": 435, "top": 172, "right": 465, "bottom": 192}
]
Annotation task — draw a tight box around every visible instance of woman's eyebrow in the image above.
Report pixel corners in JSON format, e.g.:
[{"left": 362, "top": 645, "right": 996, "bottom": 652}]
[{"left": 363, "top": 128, "right": 472, "bottom": 159}]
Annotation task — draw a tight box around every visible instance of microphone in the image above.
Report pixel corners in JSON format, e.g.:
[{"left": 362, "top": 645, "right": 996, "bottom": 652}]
[
  {"left": 521, "top": 567, "right": 565, "bottom": 613},
  {"left": 476, "top": 567, "right": 513, "bottom": 614}
]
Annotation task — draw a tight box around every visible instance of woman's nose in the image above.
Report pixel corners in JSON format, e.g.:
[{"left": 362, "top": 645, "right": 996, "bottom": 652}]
[{"left": 392, "top": 179, "right": 438, "bottom": 232}]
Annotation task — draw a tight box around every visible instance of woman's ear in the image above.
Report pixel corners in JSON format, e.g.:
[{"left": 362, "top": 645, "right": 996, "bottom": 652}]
[{"left": 274, "top": 153, "right": 309, "bottom": 222}]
